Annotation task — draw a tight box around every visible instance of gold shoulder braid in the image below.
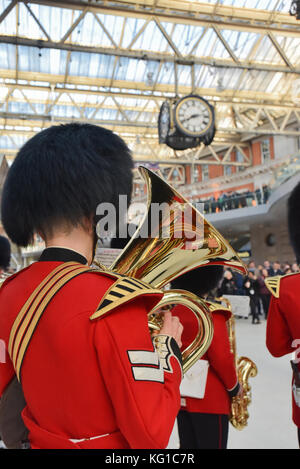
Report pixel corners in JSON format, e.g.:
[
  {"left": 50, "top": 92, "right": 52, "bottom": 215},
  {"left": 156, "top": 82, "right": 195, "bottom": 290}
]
[
  {"left": 205, "top": 299, "right": 232, "bottom": 315},
  {"left": 9, "top": 262, "right": 91, "bottom": 382},
  {"left": 265, "top": 271, "right": 300, "bottom": 299},
  {"left": 264, "top": 276, "right": 281, "bottom": 298},
  {"left": 90, "top": 275, "right": 162, "bottom": 321}
]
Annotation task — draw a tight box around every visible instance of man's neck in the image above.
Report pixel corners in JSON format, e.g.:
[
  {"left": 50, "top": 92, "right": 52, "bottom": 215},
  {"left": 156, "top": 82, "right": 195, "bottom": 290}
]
[{"left": 45, "top": 227, "right": 94, "bottom": 265}]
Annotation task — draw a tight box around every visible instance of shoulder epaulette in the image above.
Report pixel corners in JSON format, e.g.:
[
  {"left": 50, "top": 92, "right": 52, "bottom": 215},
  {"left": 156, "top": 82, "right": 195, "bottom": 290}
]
[
  {"left": 90, "top": 273, "right": 162, "bottom": 321},
  {"left": 205, "top": 299, "right": 232, "bottom": 317},
  {"left": 264, "top": 276, "right": 281, "bottom": 298},
  {"left": 265, "top": 271, "right": 300, "bottom": 298}
]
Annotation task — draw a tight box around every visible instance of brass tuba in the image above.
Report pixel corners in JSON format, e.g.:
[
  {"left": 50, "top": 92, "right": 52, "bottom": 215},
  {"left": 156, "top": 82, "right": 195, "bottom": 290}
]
[
  {"left": 109, "top": 167, "right": 247, "bottom": 373},
  {"left": 222, "top": 298, "right": 257, "bottom": 430}
]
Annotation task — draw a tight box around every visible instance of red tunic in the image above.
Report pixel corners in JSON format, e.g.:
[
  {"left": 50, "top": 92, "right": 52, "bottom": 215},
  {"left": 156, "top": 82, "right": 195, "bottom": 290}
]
[
  {"left": 266, "top": 273, "right": 300, "bottom": 428},
  {"left": 173, "top": 304, "right": 238, "bottom": 415},
  {"left": 0, "top": 261, "right": 182, "bottom": 449}
]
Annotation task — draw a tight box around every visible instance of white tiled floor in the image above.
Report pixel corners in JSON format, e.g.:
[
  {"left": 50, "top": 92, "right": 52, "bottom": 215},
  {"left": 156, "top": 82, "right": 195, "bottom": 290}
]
[
  {"left": 168, "top": 318, "right": 299, "bottom": 450},
  {"left": 228, "top": 318, "right": 298, "bottom": 449}
]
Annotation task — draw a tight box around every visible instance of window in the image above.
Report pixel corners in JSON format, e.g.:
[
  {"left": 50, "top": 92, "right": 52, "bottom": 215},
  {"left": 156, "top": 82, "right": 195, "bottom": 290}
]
[
  {"left": 236, "top": 150, "right": 245, "bottom": 172},
  {"left": 261, "top": 139, "right": 271, "bottom": 163},
  {"left": 192, "top": 166, "right": 199, "bottom": 182},
  {"left": 224, "top": 165, "right": 232, "bottom": 176},
  {"left": 201, "top": 164, "right": 209, "bottom": 181}
]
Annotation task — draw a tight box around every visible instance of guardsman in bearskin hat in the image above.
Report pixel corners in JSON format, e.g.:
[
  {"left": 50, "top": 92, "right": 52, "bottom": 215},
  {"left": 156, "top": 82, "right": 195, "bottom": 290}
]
[
  {"left": 266, "top": 182, "right": 300, "bottom": 448},
  {"left": 0, "top": 123, "right": 183, "bottom": 449},
  {"left": 171, "top": 266, "right": 241, "bottom": 449}
]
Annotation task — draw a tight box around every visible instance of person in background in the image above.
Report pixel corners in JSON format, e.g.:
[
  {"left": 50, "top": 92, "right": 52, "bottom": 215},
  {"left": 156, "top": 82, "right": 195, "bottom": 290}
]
[
  {"left": 243, "top": 271, "right": 261, "bottom": 324},
  {"left": 263, "top": 260, "right": 274, "bottom": 277},
  {"left": 248, "top": 261, "right": 256, "bottom": 272},
  {"left": 255, "top": 187, "right": 262, "bottom": 205},
  {"left": 219, "top": 269, "right": 238, "bottom": 296},
  {"left": 272, "top": 261, "right": 283, "bottom": 276},
  {"left": 247, "top": 260, "right": 260, "bottom": 277},
  {"left": 292, "top": 263, "right": 300, "bottom": 273},
  {"left": 257, "top": 268, "right": 271, "bottom": 319},
  {"left": 231, "top": 192, "right": 239, "bottom": 210},
  {"left": 263, "top": 185, "right": 270, "bottom": 203},
  {"left": 232, "top": 270, "right": 245, "bottom": 296},
  {"left": 266, "top": 181, "right": 300, "bottom": 448},
  {"left": 171, "top": 266, "right": 241, "bottom": 449}
]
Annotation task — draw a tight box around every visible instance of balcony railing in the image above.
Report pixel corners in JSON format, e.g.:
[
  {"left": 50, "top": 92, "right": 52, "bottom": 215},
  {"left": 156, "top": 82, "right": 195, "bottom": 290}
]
[
  {"left": 268, "top": 152, "right": 300, "bottom": 192},
  {"left": 196, "top": 187, "right": 270, "bottom": 215},
  {"left": 193, "top": 152, "right": 300, "bottom": 214}
]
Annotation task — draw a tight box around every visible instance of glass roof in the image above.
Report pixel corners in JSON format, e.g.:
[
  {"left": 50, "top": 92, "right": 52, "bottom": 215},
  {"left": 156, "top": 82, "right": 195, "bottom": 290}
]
[{"left": 0, "top": 0, "right": 299, "bottom": 161}]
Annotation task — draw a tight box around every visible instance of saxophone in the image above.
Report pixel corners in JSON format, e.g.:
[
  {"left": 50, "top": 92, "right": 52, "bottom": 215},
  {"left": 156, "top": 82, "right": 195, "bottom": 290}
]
[{"left": 226, "top": 302, "right": 258, "bottom": 430}]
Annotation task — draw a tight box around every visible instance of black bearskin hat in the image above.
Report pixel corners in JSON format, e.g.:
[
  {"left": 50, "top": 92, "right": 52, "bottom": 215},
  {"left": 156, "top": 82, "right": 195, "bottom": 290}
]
[
  {"left": 1, "top": 123, "right": 133, "bottom": 247},
  {"left": 288, "top": 182, "right": 300, "bottom": 263},
  {"left": 0, "top": 235, "right": 11, "bottom": 270},
  {"left": 170, "top": 265, "right": 224, "bottom": 297}
]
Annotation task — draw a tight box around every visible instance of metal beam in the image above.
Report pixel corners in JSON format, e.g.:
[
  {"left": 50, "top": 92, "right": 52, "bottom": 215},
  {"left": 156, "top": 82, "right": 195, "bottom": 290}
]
[
  {"left": 267, "top": 32, "right": 294, "bottom": 71},
  {"left": 23, "top": 3, "right": 52, "bottom": 41},
  {"left": 0, "top": 0, "right": 18, "bottom": 25},
  {"left": 23, "top": 1, "right": 300, "bottom": 35},
  {"left": 2, "top": 106, "right": 300, "bottom": 138},
  {"left": 0, "top": 81, "right": 299, "bottom": 109},
  {"left": 1, "top": 35, "right": 300, "bottom": 75}
]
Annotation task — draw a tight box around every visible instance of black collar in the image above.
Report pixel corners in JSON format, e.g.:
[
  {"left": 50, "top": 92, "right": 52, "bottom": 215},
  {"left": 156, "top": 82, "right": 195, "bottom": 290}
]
[{"left": 39, "top": 247, "right": 88, "bottom": 265}]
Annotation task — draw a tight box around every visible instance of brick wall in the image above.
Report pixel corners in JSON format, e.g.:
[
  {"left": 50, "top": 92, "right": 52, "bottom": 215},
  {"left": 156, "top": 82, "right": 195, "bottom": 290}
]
[
  {"left": 270, "top": 136, "right": 275, "bottom": 160},
  {"left": 252, "top": 141, "right": 262, "bottom": 166},
  {"left": 209, "top": 164, "right": 223, "bottom": 179},
  {"left": 250, "top": 222, "right": 295, "bottom": 264}
]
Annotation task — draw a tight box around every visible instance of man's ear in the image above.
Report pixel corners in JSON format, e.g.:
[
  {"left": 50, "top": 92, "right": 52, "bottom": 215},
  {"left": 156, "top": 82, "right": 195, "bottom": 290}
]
[
  {"left": 82, "top": 216, "right": 94, "bottom": 235},
  {"left": 37, "top": 231, "right": 45, "bottom": 242}
]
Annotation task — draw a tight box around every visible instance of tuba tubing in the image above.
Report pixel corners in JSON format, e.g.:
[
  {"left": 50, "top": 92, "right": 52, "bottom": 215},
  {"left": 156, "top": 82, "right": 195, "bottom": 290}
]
[
  {"left": 110, "top": 167, "right": 247, "bottom": 374},
  {"left": 148, "top": 289, "right": 214, "bottom": 374}
]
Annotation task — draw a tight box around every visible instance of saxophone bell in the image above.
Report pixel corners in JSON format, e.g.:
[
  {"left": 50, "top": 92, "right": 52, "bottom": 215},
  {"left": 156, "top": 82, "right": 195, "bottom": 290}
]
[{"left": 221, "top": 298, "right": 257, "bottom": 430}]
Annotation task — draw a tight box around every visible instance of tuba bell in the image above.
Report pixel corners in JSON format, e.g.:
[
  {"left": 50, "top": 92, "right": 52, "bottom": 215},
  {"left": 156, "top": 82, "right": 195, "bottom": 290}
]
[{"left": 109, "top": 166, "right": 247, "bottom": 373}]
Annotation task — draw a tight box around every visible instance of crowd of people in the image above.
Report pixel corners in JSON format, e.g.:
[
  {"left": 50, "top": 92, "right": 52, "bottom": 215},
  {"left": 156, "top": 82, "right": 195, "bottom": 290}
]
[
  {"left": 196, "top": 185, "right": 271, "bottom": 214},
  {"left": 217, "top": 259, "right": 299, "bottom": 324}
]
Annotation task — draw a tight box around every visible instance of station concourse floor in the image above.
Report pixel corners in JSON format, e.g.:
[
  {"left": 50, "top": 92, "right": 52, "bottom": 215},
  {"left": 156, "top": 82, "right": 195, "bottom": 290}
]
[{"left": 168, "top": 317, "right": 299, "bottom": 450}]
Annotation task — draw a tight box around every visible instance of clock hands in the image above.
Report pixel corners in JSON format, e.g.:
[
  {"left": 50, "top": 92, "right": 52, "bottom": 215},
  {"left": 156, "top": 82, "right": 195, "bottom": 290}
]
[{"left": 181, "top": 113, "right": 202, "bottom": 124}]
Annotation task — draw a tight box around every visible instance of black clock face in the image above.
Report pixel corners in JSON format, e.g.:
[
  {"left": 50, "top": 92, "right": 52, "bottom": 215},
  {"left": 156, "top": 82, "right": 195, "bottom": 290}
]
[
  {"left": 175, "top": 95, "right": 213, "bottom": 137},
  {"left": 158, "top": 101, "right": 170, "bottom": 143}
]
